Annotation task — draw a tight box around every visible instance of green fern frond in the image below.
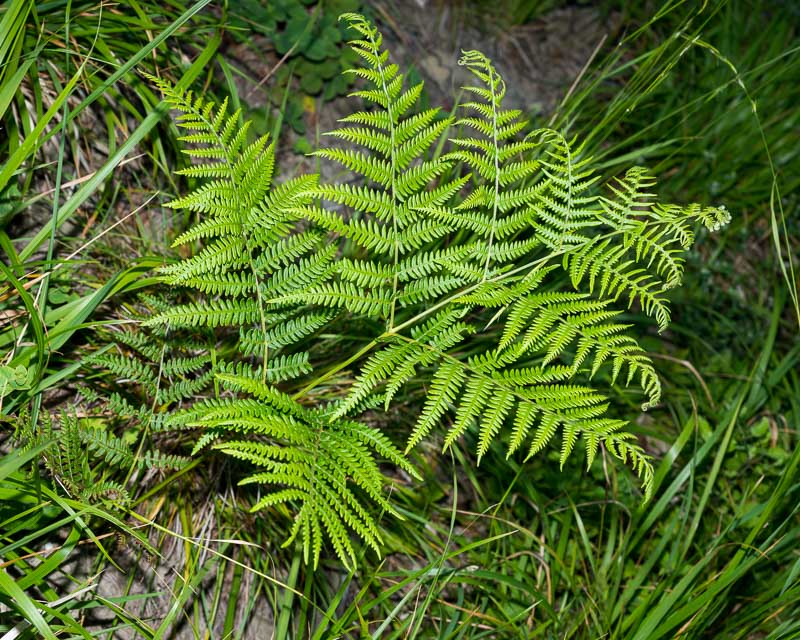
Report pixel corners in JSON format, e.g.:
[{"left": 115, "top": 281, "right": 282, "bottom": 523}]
[
  {"left": 177, "top": 271, "right": 256, "bottom": 297},
  {"left": 93, "top": 353, "right": 158, "bottom": 391},
  {"left": 599, "top": 166, "right": 657, "bottom": 229},
  {"left": 81, "top": 481, "right": 131, "bottom": 505},
  {"left": 565, "top": 238, "right": 672, "bottom": 331},
  {"left": 407, "top": 360, "right": 466, "bottom": 451},
  {"left": 279, "top": 281, "right": 393, "bottom": 318},
  {"left": 156, "top": 370, "right": 216, "bottom": 405},
  {"left": 260, "top": 244, "right": 338, "bottom": 299},
  {"left": 528, "top": 129, "right": 600, "bottom": 250},
  {"left": 139, "top": 449, "right": 190, "bottom": 471},
  {"left": 217, "top": 354, "right": 313, "bottom": 384},
  {"left": 108, "top": 329, "right": 164, "bottom": 362},
  {"left": 445, "top": 51, "right": 545, "bottom": 277},
  {"left": 309, "top": 13, "right": 466, "bottom": 326},
  {"left": 180, "top": 370, "right": 412, "bottom": 568},
  {"left": 158, "top": 236, "right": 248, "bottom": 284},
  {"left": 80, "top": 427, "right": 134, "bottom": 468},
  {"left": 239, "top": 311, "right": 335, "bottom": 354}
]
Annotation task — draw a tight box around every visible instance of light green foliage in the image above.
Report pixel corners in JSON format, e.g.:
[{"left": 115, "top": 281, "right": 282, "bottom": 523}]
[
  {"left": 147, "top": 67, "right": 414, "bottom": 568},
  {"left": 172, "top": 368, "right": 416, "bottom": 568},
  {"left": 147, "top": 14, "right": 729, "bottom": 564},
  {"left": 294, "top": 13, "right": 469, "bottom": 327}
]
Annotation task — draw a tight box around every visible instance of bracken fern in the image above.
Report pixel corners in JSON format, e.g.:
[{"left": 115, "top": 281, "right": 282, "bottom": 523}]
[{"left": 141, "top": 14, "right": 730, "bottom": 565}]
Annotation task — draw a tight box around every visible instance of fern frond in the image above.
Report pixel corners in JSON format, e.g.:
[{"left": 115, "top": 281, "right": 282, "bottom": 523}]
[
  {"left": 139, "top": 29, "right": 732, "bottom": 564},
  {"left": 406, "top": 360, "right": 466, "bottom": 451},
  {"left": 109, "top": 328, "right": 165, "bottom": 362},
  {"left": 81, "top": 481, "right": 130, "bottom": 505},
  {"left": 158, "top": 236, "right": 248, "bottom": 285},
  {"left": 566, "top": 238, "right": 672, "bottom": 331},
  {"left": 310, "top": 13, "right": 465, "bottom": 326},
  {"left": 139, "top": 449, "right": 190, "bottom": 471},
  {"left": 260, "top": 244, "right": 338, "bottom": 299},
  {"left": 528, "top": 129, "right": 600, "bottom": 249},
  {"left": 180, "top": 369, "right": 412, "bottom": 568},
  {"left": 94, "top": 353, "right": 158, "bottom": 391},
  {"left": 444, "top": 51, "right": 546, "bottom": 277},
  {"left": 279, "top": 281, "right": 393, "bottom": 318},
  {"left": 156, "top": 370, "right": 216, "bottom": 405},
  {"left": 78, "top": 428, "right": 133, "bottom": 468},
  {"left": 179, "top": 271, "right": 256, "bottom": 296},
  {"left": 160, "top": 355, "right": 212, "bottom": 378},
  {"left": 599, "top": 167, "right": 656, "bottom": 227}
]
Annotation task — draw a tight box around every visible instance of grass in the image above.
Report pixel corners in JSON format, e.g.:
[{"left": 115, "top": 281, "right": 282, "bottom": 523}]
[{"left": 1, "top": 0, "right": 799, "bottom": 637}]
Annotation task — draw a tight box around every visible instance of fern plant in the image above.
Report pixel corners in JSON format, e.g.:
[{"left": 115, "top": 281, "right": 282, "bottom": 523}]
[
  {"left": 13, "top": 296, "right": 206, "bottom": 507},
  {"left": 140, "top": 14, "right": 729, "bottom": 566},
  {"left": 15, "top": 405, "right": 186, "bottom": 507}
]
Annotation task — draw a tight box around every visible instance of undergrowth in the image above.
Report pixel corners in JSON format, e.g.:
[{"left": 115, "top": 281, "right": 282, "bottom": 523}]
[{"left": 1, "top": 0, "right": 798, "bottom": 638}]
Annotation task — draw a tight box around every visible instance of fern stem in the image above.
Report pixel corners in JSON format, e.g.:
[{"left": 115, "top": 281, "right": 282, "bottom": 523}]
[
  {"left": 483, "top": 66, "right": 501, "bottom": 280},
  {"left": 292, "top": 338, "right": 380, "bottom": 402},
  {"left": 248, "top": 253, "right": 270, "bottom": 382},
  {"left": 367, "top": 28, "right": 401, "bottom": 331}
]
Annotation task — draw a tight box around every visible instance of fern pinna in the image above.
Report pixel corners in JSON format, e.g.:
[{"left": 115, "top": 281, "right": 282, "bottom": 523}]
[{"left": 144, "top": 14, "right": 729, "bottom": 566}]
